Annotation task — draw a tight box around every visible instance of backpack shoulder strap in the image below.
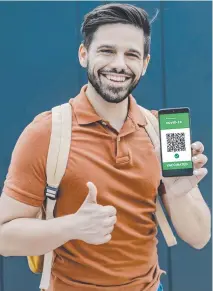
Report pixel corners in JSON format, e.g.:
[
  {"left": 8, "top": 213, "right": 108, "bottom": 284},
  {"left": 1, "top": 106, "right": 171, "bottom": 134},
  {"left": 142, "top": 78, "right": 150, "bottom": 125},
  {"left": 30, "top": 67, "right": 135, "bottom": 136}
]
[
  {"left": 46, "top": 103, "right": 72, "bottom": 190},
  {"left": 39, "top": 102, "right": 72, "bottom": 290},
  {"left": 138, "top": 105, "right": 177, "bottom": 247},
  {"left": 138, "top": 106, "right": 160, "bottom": 157}
]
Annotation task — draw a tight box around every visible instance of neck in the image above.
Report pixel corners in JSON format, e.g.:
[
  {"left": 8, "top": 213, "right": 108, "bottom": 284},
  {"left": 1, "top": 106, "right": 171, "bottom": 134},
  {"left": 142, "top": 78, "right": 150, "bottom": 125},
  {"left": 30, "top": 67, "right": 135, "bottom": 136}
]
[{"left": 85, "top": 82, "right": 129, "bottom": 129}]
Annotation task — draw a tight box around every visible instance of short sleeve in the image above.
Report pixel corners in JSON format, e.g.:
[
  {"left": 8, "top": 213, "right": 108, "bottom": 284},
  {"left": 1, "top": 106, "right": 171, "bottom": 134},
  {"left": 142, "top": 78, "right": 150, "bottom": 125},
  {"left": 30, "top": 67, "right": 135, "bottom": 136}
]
[{"left": 2, "top": 111, "right": 52, "bottom": 207}]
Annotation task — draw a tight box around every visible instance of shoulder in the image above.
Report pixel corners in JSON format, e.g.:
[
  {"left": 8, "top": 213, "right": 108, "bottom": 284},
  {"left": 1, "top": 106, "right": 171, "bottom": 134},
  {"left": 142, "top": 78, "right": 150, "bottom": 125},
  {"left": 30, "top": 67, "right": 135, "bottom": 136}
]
[
  {"left": 12, "top": 110, "right": 53, "bottom": 165},
  {"left": 16, "top": 110, "right": 52, "bottom": 148},
  {"left": 26, "top": 110, "right": 52, "bottom": 137}
]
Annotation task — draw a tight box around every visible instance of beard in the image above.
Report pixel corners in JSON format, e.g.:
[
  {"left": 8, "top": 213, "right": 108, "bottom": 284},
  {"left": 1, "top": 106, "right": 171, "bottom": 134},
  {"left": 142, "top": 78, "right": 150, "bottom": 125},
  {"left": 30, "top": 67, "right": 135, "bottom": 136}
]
[{"left": 87, "top": 65, "right": 141, "bottom": 104}]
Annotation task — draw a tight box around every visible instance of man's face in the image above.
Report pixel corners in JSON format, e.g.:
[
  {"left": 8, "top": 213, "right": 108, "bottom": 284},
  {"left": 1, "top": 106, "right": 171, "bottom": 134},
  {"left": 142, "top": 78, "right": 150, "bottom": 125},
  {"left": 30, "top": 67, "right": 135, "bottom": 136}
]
[{"left": 79, "top": 23, "right": 150, "bottom": 104}]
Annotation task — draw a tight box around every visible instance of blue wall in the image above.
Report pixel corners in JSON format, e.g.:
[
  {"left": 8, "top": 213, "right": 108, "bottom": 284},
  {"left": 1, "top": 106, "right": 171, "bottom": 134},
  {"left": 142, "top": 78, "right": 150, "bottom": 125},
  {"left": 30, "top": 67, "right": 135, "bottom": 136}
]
[{"left": 0, "top": 2, "right": 211, "bottom": 291}]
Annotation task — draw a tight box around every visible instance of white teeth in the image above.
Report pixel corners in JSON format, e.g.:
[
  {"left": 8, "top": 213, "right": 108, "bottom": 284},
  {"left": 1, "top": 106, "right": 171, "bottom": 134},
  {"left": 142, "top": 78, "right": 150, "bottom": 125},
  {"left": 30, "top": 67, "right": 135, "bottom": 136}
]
[{"left": 104, "top": 74, "right": 126, "bottom": 82}]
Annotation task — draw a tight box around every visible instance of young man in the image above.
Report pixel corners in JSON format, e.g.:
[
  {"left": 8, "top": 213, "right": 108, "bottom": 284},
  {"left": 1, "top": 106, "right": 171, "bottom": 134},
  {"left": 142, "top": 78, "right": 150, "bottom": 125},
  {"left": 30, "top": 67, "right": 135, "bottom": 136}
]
[{"left": 0, "top": 3, "right": 210, "bottom": 291}]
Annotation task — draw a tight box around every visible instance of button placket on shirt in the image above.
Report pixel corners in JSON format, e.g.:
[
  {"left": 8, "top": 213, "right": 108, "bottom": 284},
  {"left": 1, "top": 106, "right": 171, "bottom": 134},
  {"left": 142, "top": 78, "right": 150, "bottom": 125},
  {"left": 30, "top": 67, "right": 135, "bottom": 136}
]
[
  {"left": 99, "top": 118, "right": 136, "bottom": 166},
  {"left": 115, "top": 135, "right": 131, "bottom": 165}
]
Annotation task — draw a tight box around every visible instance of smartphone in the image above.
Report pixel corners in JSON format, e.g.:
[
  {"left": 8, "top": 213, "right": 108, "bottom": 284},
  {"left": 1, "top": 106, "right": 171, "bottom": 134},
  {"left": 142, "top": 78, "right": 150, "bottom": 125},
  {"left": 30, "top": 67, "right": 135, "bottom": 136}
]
[{"left": 158, "top": 107, "right": 193, "bottom": 177}]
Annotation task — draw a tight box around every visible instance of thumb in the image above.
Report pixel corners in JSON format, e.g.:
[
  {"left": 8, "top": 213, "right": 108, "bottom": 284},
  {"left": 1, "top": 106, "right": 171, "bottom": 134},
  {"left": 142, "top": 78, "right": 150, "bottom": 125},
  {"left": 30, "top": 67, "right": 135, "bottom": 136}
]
[{"left": 83, "top": 182, "right": 97, "bottom": 204}]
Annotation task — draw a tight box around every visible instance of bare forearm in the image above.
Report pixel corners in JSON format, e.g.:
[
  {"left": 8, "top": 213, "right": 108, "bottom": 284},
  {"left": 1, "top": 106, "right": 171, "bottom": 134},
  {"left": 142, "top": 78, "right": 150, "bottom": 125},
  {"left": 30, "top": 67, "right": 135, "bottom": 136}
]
[
  {"left": 162, "top": 187, "right": 211, "bottom": 249},
  {"left": 0, "top": 215, "right": 74, "bottom": 257}
]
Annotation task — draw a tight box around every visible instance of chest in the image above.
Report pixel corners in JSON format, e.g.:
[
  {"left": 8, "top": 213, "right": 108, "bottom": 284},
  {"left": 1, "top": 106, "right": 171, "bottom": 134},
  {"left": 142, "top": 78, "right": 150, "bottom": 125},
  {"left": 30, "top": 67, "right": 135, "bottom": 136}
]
[{"left": 55, "top": 124, "right": 161, "bottom": 216}]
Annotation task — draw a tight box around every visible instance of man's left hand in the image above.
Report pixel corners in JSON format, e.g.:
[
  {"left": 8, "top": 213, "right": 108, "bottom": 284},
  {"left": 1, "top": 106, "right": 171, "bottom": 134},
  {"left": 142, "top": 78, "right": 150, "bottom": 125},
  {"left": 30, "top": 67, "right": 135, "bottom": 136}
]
[{"left": 162, "top": 141, "right": 208, "bottom": 197}]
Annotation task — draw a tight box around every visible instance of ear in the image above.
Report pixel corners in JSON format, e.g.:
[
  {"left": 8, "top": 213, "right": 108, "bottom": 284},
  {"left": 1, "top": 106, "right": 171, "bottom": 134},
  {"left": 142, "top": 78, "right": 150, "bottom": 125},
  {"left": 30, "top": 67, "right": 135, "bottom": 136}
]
[
  {"left": 142, "top": 54, "right": 151, "bottom": 76},
  {"left": 78, "top": 44, "right": 88, "bottom": 68}
]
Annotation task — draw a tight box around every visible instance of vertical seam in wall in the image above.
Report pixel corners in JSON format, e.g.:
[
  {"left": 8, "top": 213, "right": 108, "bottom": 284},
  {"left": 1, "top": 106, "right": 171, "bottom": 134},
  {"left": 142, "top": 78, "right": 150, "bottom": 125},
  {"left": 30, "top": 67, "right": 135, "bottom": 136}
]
[
  {"left": 0, "top": 257, "right": 3, "bottom": 291},
  {"left": 160, "top": 1, "right": 167, "bottom": 108},
  {"left": 76, "top": 1, "right": 82, "bottom": 90},
  {"left": 159, "top": 2, "right": 173, "bottom": 291}
]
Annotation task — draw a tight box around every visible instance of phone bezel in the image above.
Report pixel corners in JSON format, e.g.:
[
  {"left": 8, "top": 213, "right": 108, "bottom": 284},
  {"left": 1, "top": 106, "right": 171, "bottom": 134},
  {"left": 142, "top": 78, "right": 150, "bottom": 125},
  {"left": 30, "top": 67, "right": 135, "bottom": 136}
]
[{"left": 158, "top": 107, "right": 193, "bottom": 177}]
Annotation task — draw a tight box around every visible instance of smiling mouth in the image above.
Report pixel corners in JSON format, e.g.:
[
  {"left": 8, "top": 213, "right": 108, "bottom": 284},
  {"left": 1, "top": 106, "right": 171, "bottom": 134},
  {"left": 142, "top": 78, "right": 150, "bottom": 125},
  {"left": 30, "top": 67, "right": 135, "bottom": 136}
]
[{"left": 100, "top": 73, "right": 132, "bottom": 83}]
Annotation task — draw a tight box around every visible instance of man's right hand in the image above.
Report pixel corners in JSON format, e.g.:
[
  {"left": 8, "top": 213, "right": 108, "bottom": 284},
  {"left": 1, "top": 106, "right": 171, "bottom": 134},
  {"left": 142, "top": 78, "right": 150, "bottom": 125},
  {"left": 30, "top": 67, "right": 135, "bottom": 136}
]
[
  {"left": 69, "top": 182, "right": 117, "bottom": 245},
  {"left": 0, "top": 182, "right": 116, "bottom": 257}
]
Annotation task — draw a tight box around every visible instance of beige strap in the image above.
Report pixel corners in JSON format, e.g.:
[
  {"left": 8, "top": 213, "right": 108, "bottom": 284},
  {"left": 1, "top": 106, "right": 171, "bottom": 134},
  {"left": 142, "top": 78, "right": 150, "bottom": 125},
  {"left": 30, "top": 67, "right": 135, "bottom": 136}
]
[
  {"left": 39, "top": 103, "right": 72, "bottom": 290},
  {"left": 138, "top": 105, "right": 177, "bottom": 247},
  {"left": 46, "top": 103, "right": 72, "bottom": 187},
  {"left": 39, "top": 251, "right": 54, "bottom": 290}
]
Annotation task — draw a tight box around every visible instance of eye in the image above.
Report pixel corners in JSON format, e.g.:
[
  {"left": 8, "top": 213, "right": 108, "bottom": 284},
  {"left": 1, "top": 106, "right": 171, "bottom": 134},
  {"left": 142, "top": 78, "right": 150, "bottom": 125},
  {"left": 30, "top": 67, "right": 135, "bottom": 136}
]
[
  {"left": 126, "top": 53, "right": 139, "bottom": 58},
  {"left": 99, "top": 49, "right": 114, "bottom": 54}
]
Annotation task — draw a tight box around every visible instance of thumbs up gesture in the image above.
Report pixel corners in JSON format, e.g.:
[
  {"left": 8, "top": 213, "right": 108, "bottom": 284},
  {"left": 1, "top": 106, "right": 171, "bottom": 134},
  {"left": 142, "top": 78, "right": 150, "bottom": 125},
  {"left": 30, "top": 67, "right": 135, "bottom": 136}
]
[
  {"left": 82, "top": 182, "right": 98, "bottom": 204},
  {"left": 71, "top": 182, "right": 117, "bottom": 245}
]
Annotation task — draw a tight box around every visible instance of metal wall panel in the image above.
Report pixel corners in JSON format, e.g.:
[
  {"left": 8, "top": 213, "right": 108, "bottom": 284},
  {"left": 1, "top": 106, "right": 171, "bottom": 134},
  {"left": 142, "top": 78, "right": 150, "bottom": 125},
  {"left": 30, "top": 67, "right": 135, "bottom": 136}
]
[{"left": 161, "top": 2, "right": 212, "bottom": 291}]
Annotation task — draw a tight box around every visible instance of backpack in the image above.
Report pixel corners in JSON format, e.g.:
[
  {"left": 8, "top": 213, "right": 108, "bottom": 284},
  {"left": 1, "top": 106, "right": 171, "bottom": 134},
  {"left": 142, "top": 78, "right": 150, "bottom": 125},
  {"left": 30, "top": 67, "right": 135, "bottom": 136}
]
[{"left": 27, "top": 103, "right": 177, "bottom": 290}]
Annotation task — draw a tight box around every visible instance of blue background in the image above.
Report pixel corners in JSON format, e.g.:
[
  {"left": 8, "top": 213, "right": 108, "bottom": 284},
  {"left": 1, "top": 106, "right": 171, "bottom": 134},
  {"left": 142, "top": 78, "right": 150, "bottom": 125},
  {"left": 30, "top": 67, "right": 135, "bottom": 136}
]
[{"left": 0, "top": 2, "right": 212, "bottom": 291}]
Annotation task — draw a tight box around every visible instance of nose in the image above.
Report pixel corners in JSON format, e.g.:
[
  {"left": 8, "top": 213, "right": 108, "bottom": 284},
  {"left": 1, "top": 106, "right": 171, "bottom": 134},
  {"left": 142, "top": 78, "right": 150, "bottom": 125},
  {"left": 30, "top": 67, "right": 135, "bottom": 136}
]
[{"left": 110, "top": 53, "right": 127, "bottom": 73}]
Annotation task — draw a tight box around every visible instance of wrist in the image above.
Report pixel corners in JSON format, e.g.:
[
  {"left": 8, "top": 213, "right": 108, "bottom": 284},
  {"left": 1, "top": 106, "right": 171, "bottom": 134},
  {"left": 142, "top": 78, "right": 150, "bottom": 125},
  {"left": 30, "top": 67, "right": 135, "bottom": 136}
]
[{"left": 56, "top": 214, "right": 78, "bottom": 242}]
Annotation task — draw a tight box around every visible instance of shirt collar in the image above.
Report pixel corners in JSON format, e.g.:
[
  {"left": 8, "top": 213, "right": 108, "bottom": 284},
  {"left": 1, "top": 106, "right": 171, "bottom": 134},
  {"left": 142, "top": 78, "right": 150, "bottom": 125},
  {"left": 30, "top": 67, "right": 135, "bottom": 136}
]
[{"left": 70, "top": 85, "right": 147, "bottom": 127}]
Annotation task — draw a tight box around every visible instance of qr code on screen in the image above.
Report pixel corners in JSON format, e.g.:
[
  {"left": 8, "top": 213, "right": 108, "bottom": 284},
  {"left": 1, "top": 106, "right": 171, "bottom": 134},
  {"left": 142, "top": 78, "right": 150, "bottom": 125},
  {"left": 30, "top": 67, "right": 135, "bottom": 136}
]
[{"left": 166, "top": 133, "right": 186, "bottom": 152}]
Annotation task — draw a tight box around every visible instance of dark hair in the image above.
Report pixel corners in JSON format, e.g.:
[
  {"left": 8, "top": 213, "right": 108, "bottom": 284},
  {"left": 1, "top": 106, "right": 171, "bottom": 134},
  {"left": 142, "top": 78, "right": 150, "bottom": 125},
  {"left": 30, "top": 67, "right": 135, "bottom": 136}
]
[{"left": 81, "top": 3, "right": 154, "bottom": 59}]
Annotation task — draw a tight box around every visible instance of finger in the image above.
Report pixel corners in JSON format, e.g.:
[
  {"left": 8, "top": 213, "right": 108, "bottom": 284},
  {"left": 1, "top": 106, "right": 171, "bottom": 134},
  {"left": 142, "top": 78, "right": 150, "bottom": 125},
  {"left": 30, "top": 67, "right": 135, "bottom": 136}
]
[
  {"left": 192, "top": 154, "right": 208, "bottom": 169},
  {"left": 94, "top": 234, "right": 112, "bottom": 245},
  {"left": 103, "top": 216, "right": 117, "bottom": 227},
  {"left": 102, "top": 206, "right": 117, "bottom": 216},
  {"left": 103, "top": 225, "right": 114, "bottom": 235},
  {"left": 192, "top": 141, "right": 204, "bottom": 155},
  {"left": 83, "top": 203, "right": 103, "bottom": 213},
  {"left": 193, "top": 168, "right": 208, "bottom": 183},
  {"left": 85, "top": 182, "right": 97, "bottom": 204},
  {"left": 103, "top": 234, "right": 112, "bottom": 243}
]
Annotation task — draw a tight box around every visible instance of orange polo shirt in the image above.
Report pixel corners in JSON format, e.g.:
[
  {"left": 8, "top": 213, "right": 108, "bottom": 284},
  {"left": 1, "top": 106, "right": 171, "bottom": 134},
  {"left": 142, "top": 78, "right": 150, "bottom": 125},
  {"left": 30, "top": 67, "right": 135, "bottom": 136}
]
[{"left": 3, "top": 85, "right": 165, "bottom": 291}]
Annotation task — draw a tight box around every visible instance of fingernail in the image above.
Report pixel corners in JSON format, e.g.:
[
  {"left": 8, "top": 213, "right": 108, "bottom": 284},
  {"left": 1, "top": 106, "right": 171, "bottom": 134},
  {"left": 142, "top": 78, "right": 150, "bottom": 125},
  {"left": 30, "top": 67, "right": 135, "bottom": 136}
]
[
  {"left": 192, "top": 143, "right": 197, "bottom": 147},
  {"left": 192, "top": 156, "right": 197, "bottom": 161}
]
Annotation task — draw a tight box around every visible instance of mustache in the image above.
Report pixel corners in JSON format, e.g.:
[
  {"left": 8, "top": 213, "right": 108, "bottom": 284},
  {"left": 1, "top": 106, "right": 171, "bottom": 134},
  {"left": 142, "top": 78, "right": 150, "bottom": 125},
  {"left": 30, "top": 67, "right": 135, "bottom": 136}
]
[{"left": 99, "top": 70, "right": 133, "bottom": 78}]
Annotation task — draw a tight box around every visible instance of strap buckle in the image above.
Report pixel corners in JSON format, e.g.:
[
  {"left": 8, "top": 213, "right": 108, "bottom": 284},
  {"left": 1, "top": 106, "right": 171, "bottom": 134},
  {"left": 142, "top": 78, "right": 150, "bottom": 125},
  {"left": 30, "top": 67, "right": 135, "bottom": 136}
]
[{"left": 45, "top": 185, "right": 59, "bottom": 200}]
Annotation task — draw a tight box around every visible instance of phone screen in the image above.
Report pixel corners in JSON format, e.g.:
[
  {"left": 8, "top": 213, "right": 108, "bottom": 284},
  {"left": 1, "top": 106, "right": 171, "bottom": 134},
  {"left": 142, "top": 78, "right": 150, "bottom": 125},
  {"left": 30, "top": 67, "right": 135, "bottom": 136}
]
[{"left": 159, "top": 108, "right": 193, "bottom": 177}]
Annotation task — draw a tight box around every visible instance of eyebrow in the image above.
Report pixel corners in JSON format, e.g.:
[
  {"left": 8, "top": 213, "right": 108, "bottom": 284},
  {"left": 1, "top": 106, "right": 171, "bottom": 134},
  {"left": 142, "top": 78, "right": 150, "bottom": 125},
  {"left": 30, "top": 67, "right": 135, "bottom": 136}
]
[
  {"left": 97, "top": 45, "right": 115, "bottom": 50},
  {"left": 97, "top": 45, "right": 141, "bottom": 57}
]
